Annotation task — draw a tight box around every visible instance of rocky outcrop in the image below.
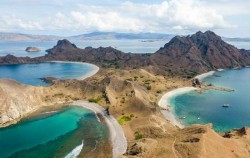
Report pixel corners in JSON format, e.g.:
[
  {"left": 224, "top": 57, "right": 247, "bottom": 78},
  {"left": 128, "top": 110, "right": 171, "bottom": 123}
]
[
  {"left": 25, "top": 47, "right": 40, "bottom": 52},
  {"left": 151, "top": 31, "right": 250, "bottom": 75},
  {"left": 0, "top": 79, "right": 46, "bottom": 126},
  {"left": 0, "top": 54, "right": 34, "bottom": 64}
]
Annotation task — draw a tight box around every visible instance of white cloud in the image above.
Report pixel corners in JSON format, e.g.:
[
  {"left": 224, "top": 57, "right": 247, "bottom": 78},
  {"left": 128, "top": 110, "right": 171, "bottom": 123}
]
[
  {"left": 1, "top": 15, "right": 44, "bottom": 31},
  {"left": 0, "top": 0, "right": 237, "bottom": 34}
]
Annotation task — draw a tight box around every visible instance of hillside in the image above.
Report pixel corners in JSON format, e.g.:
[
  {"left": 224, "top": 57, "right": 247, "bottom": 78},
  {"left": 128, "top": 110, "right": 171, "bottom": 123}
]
[
  {"left": 150, "top": 31, "right": 250, "bottom": 75},
  {"left": 0, "top": 31, "right": 250, "bottom": 77}
]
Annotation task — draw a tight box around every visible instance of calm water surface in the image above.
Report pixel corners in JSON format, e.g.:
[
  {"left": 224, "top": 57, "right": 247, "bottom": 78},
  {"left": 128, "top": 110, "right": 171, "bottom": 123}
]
[
  {"left": 171, "top": 68, "right": 250, "bottom": 131},
  {"left": 0, "top": 106, "right": 109, "bottom": 158},
  {"left": 0, "top": 62, "right": 95, "bottom": 86}
]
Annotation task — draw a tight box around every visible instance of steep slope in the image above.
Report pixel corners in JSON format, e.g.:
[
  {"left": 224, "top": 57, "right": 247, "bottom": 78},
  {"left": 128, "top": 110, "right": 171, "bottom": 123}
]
[
  {"left": 0, "top": 31, "right": 250, "bottom": 76},
  {"left": 42, "top": 39, "right": 150, "bottom": 69},
  {"left": 151, "top": 31, "right": 250, "bottom": 74}
]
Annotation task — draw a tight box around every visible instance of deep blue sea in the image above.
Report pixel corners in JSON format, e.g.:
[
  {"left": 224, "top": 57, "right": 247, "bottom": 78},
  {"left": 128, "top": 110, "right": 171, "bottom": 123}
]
[
  {"left": 0, "top": 106, "right": 109, "bottom": 158},
  {"left": 0, "top": 62, "right": 95, "bottom": 86},
  {"left": 171, "top": 68, "right": 250, "bottom": 131},
  {"left": 0, "top": 40, "right": 167, "bottom": 57}
]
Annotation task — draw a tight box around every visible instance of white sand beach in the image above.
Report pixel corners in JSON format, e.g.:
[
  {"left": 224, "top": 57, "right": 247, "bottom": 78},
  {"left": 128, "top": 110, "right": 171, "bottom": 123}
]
[
  {"left": 48, "top": 61, "right": 100, "bottom": 80},
  {"left": 195, "top": 71, "right": 215, "bottom": 81},
  {"left": 73, "top": 100, "right": 127, "bottom": 158},
  {"left": 158, "top": 87, "right": 197, "bottom": 128}
]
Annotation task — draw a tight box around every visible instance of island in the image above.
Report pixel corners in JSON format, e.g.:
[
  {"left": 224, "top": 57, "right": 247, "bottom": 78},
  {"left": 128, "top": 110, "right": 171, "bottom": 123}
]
[
  {"left": 1, "top": 31, "right": 250, "bottom": 158},
  {"left": 25, "top": 46, "right": 41, "bottom": 52}
]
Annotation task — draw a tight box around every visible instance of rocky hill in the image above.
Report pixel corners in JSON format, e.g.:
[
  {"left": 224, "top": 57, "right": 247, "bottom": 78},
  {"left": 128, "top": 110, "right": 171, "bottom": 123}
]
[
  {"left": 1, "top": 31, "right": 250, "bottom": 77},
  {"left": 151, "top": 31, "right": 250, "bottom": 74}
]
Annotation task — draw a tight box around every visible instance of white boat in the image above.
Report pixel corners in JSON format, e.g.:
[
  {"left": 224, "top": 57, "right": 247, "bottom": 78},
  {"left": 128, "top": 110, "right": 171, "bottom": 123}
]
[{"left": 222, "top": 104, "right": 230, "bottom": 108}]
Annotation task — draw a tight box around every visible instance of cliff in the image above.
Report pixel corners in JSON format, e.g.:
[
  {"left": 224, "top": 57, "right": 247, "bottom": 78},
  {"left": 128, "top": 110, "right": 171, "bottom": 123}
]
[{"left": 151, "top": 31, "right": 250, "bottom": 74}]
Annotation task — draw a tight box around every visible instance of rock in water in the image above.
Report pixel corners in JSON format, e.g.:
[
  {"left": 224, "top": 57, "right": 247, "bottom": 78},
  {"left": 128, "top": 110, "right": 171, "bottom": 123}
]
[{"left": 25, "top": 47, "right": 41, "bottom": 52}]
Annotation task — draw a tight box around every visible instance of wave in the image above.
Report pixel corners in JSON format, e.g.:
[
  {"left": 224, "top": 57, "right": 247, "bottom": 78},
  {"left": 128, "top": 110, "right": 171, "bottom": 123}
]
[
  {"left": 43, "top": 110, "right": 58, "bottom": 114},
  {"left": 95, "top": 112, "right": 101, "bottom": 122},
  {"left": 64, "top": 140, "right": 84, "bottom": 158}
]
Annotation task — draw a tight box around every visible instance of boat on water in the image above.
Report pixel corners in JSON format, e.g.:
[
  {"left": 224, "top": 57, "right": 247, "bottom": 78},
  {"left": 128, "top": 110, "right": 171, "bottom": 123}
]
[{"left": 222, "top": 104, "right": 231, "bottom": 108}]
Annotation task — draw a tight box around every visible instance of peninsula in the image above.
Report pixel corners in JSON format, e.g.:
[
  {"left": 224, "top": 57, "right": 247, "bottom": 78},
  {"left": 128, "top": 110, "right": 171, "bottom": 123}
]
[{"left": 1, "top": 31, "right": 250, "bottom": 158}]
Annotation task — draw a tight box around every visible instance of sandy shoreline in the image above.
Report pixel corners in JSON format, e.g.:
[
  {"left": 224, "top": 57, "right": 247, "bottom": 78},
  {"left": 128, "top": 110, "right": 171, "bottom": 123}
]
[
  {"left": 47, "top": 61, "right": 100, "bottom": 80},
  {"left": 158, "top": 87, "right": 197, "bottom": 128},
  {"left": 73, "top": 100, "right": 127, "bottom": 158},
  {"left": 195, "top": 70, "right": 215, "bottom": 81},
  {"left": 158, "top": 70, "right": 218, "bottom": 128}
]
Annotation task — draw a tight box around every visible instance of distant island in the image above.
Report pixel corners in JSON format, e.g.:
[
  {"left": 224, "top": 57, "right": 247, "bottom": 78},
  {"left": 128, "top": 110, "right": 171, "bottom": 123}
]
[
  {"left": 25, "top": 47, "right": 41, "bottom": 52},
  {"left": 1, "top": 31, "right": 250, "bottom": 42}
]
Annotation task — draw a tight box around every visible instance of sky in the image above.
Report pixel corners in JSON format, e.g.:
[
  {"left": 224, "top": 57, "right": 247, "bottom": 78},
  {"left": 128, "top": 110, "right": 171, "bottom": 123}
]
[{"left": 0, "top": 0, "right": 249, "bottom": 37}]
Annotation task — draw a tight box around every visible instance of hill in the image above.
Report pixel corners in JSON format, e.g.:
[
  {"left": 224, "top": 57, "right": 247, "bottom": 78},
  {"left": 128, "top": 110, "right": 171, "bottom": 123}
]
[{"left": 1, "top": 31, "right": 250, "bottom": 78}]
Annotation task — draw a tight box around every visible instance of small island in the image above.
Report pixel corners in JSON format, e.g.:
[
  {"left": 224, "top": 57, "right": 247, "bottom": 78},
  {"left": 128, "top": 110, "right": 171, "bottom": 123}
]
[{"left": 25, "top": 46, "right": 41, "bottom": 52}]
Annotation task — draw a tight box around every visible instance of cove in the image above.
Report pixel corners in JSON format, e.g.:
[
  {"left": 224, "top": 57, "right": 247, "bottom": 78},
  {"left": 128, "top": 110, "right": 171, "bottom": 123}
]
[
  {"left": 0, "top": 62, "right": 97, "bottom": 86},
  {"left": 171, "top": 68, "right": 250, "bottom": 131},
  {"left": 0, "top": 106, "right": 109, "bottom": 158}
]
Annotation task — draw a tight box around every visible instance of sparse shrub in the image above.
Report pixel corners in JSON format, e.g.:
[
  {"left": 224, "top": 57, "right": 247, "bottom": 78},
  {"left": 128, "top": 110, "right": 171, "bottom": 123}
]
[
  {"left": 146, "top": 85, "right": 151, "bottom": 90},
  {"left": 134, "top": 132, "right": 143, "bottom": 140},
  {"left": 118, "top": 115, "right": 133, "bottom": 125},
  {"left": 156, "top": 90, "right": 162, "bottom": 94},
  {"left": 53, "top": 93, "right": 64, "bottom": 97},
  {"left": 88, "top": 96, "right": 102, "bottom": 103}
]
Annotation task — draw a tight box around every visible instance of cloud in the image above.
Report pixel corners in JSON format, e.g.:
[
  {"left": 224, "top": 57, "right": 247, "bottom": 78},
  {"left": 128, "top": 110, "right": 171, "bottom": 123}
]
[
  {"left": 1, "top": 15, "right": 43, "bottom": 31},
  {"left": 0, "top": 0, "right": 236, "bottom": 34}
]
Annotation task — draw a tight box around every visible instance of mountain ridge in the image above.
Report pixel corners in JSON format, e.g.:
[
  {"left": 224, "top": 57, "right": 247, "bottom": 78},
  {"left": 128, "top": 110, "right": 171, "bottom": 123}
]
[
  {"left": 1, "top": 31, "right": 250, "bottom": 78},
  {"left": 2, "top": 31, "right": 250, "bottom": 42}
]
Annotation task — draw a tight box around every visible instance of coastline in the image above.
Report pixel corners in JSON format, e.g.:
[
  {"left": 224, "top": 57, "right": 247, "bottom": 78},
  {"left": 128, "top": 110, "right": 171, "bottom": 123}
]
[
  {"left": 47, "top": 61, "right": 100, "bottom": 80},
  {"left": 194, "top": 70, "right": 215, "bottom": 81},
  {"left": 158, "top": 87, "right": 197, "bottom": 128},
  {"left": 158, "top": 70, "right": 218, "bottom": 128},
  {"left": 72, "top": 100, "right": 127, "bottom": 158}
]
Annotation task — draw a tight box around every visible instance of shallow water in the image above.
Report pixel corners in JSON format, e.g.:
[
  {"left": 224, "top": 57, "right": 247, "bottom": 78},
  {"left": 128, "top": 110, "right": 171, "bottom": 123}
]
[
  {"left": 171, "top": 68, "right": 250, "bottom": 131},
  {"left": 0, "top": 106, "right": 109, "bottom": 158},
  {"left": 0, "top": 62, "right": 95, "bottom": 86}
]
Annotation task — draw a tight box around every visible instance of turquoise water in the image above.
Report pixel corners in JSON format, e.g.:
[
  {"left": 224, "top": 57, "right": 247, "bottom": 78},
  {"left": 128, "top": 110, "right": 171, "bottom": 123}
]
[
  {"left": 0, "top": 106, "right": 109, "bottom": 158},
  {"left": 171, "top": 68, "right": 250, "bottom": 131},
  {"left": 0, "top": 62, "right": 95, "bottom": 86}
]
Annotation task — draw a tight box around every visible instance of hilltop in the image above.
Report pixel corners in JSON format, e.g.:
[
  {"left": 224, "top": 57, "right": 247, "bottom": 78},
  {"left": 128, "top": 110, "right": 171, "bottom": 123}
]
[{"left": 1, "top": 31, "right": 250, "bottom": 78}]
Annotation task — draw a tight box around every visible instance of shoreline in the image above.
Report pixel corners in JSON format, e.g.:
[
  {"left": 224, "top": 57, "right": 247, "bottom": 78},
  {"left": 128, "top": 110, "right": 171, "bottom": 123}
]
[
  {"left": 158, "top": 87, "right": 197, "bottom": 128},
  {"left": 72, "top": 100, "right": 127, "bottom": 158},
  {"left": 47, "top": 61, "right": 100, "bottom": 80},
  {"left": 158, "top": 70, "right": 218, "bottom": 128},
  {"left": 194, "top": 70, "right": 216, "bottom": 81}
]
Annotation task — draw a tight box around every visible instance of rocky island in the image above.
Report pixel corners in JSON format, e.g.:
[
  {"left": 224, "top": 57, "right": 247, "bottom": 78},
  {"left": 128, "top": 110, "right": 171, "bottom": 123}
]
[
  {"left": 1, "top": 31, "right": 250, "bottom": 158},
  {"left": 25, "top": 46, "right": 41, "bottom": 52}
]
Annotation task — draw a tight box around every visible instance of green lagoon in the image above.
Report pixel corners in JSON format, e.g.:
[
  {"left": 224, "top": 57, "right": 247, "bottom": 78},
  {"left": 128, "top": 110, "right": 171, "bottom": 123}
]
[{"left": 0, "top": 106, "right": 109, "bottom": 158}]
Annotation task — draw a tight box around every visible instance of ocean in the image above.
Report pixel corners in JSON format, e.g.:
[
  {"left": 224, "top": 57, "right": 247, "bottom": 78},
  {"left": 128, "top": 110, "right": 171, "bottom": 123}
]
[
  {"left": 0, "top": 40, "right": 249, "bottom": 58},
  {"left": 0, "top": 62, "right": 96, "bottom": 86},
  {"left": 171, "top": 68, "right": 250, "bottom": 131},
  {"left": 0, "top": 40, "right": 167, "bottom": 57}
]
